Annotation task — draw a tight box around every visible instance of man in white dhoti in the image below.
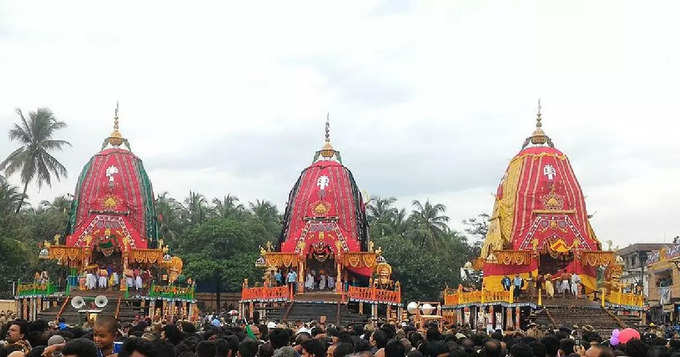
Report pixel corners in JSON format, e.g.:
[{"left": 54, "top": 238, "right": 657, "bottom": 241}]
[
  {"left": 86, "top": 272, "right": 96, "bottom": 290},
  {"left": 305, "top": 271, "right": 315, "bottom": 291},
  {"left": 328, "top": 275, "right": 335, "bottom": 290},
  {"left": 112, "top": 272, "right": 119, "bottom": 286},
  {"left": 126, "top": 273, "right": 134, "bottom": 289},
  {"left": 135, "top": 273, "right": 143, "bottom": 291},
  {"left": 98, "top": 269, "right": 108, "bottom": 289},
  {"left": 319, "top": 273, "right": 327, "bottom": 290},
  {"left": 571, "top": 273, "right": 581, "bottom": 298}
]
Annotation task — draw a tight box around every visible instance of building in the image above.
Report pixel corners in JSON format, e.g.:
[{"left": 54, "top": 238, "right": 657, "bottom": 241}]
[
  {"left": 617, "top": 243, "right": 668, "bottom": 297},
  {"left": 646, "top": 245, "right": 680, "bottom": 322}
]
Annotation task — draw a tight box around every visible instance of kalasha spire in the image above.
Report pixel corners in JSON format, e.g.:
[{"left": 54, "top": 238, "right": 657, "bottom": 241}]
[
  {"left": 522, "top": 99, "right": 554, "bottom": 149},
  {"left": 314, "top": 113, "right": 342, "bottom": 163},
  {"left": 102, "top": 101, "right": 131, "bottom": 151}
]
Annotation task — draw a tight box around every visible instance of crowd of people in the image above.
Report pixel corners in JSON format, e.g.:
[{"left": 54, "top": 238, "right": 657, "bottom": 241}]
[{"left": 1, "top": 310, "right": 679, "bottom": 357}]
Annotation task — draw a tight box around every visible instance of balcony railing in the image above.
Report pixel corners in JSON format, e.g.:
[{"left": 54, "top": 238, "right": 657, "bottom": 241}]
[
  {"left": 443, "top": 287, "right": 513, "bottom": 306},
  {"left": 16, "top": 282, "right": 56, "bottom": 297},
  {"left": 347, "top": 285, "right": 401, "bottom": 305},
  {"left": 148, "top": 283, "right": 195, "bottom": 301},
  {"left": 241, "top": 286, "right": 290, "bottom": 302},
  {"left": 604, "top": 289, "right": 645, "bottom": 308}
]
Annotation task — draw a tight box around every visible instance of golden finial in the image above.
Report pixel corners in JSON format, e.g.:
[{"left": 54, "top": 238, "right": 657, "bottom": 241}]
[
  {"left": 320, "top": 112, "right": 335, "bottom": 158},
  {"left": 102, "top": 101, "right": 132, "bottom": 150},
  {"left": 107, "top": 101, "right": 124, "bottom": 147},
  {"left": 523, "top": 99, "right": 553, "bottom": 148}
]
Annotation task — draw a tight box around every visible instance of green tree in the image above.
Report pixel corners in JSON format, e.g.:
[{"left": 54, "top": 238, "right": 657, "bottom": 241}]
[
  {"left": 409, "top": 199, "right": 450, "bottom": 248},
  {"left": 183, "top": 191, "right": 208, "bottom": 225},
  {"left": 373, "top": 231, "right": 469, "bottom": 301},
  {"left": 156, "top": 192, "right": 183, "bottom": 244},
  {"left": 462, "top": 212, "right": 489, "bottom": 257},
  {"left": 366, "top": 196, "right": 397, "bottom": 237},
  {"left": 212, "top": 194, "right": 245, "bottom": 220},
  {"left": 179, "top": 218, "right": 269, "bottom": 313},
  {"left": 0, "top": 176, "right": 25, "bottom": 217},
  {"left": 248, "top": 199, "right": 281, "bottom": 240},
  {"left": 0, "top": 108, "right": 71, "bottom": 213}
]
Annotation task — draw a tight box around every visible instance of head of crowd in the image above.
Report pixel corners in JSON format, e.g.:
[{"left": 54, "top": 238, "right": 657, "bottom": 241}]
[{"left": 0, "top": 311, "right": 678, "bottom": 357}]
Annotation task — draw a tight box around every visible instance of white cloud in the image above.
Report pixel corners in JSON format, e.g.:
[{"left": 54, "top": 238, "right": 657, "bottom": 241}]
[{"left": 1, "top": 0, "right": 679, "bottom": 247}]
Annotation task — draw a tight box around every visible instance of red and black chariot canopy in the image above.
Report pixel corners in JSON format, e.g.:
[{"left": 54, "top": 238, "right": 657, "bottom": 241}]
[
  {"left": 64, "top": 109, "right": 158, "bottom": 252},
  {"left": 277, "top": 119, "right": 370, "bottom": 274}
]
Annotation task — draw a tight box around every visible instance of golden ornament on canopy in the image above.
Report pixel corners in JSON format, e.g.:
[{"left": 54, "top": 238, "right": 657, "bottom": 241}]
[
  {"left": 320, "top": 113, "right": 336, "bottom": 158},
  {"left": 523, "top": 99, "right": 554, "bottom": 148},
  {"left": 107, "top": 102, "right": 124, "bottom": 147}
]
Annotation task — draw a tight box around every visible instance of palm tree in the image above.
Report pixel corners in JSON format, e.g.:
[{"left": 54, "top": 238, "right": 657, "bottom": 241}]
[
  {"left": 392, "top": 207, "right": 409, "bottom": 238},
  {"left": 212, "top": 194, "right": 245, "bottom": 219},
  {"left": 410, "top": 199, "right": 450, "bottom": 248},
  {"left": 183, "top": 191, "right": 208, "bottom": 225},
  {"left": 0, "top": 176, "right": 25, "bottom": 216},
  {"left": 249, "top": 199, "right": 281, "bottom": 239},
  {"left": 366, "top": 196, "right": 397, "bottom": 237},
  {"left": 0, "top": 108, "right": 71, "bottom": 213},
  {"left": 249, "top": 199, "right": 280, "bottom": 223},
  {"left": 156, "top": 192, "right": 182, "bottom": 243}
]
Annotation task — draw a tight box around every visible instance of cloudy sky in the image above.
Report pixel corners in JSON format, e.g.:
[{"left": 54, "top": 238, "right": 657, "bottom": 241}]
[{"left": 1, "top": 1, "right": 679, "bottom": 248}]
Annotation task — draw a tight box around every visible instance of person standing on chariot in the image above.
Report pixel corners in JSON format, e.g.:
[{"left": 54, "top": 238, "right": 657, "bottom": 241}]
[
  {"left": 134, "top": 270, "right": 143, "bottom": 291},
  {"left": 305, "top": 270, "right": 315, "bottom": 291},
  {"left": 110, "top": 266, "right": 119, "bottom": 288},
  {"left": 513, "top": 274, "right": 523, "bottom": 298},
  {"left": 125, "top": 268, "right": 135, "bottom": 289},
  {"left": 274, "top": 270, "right": 283, "bottom": 286},
  {"left": 98, "top": 268, "right": 108, "bottom": 289},
  {"left": 559, "top": 270, "right": 571, "bottom": 296},
  {"left": 327, "top": 274, "right": 335, "bottom": 291},
  {"left": 139, "top": 269, "right": 149, "bottom": 288},
  {"left": 86, "top": 268, "right": 97, "bottom": 290},
  {"left": 40, "top": 271, "right": 49, "bottom": 284},
  {"left": 571, "top": 272, "right": 582, "bottom": 298},
  {"left": 287, "top": 268, "right": 298, "bottom": 295},
  {"left": 319, "top": 271, "right": 327, "bottom": 290},
  {"left": 501, "top": 275, "right": 511, "bottom": 291},
  {"left": 546, "top": 274, "right": 556, "bottom": 298},
  {"left": 535, "top": 274, "right": 545, "bottom": 297}
]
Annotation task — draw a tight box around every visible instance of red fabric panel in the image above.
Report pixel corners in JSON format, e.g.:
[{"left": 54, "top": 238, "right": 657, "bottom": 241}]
[
  {"left": 67, "top": 148, "right": 148, "bottom": 249},
  {"left": 509, "top": 147, "right": 598, "bottom": 252},
  {"left": 281, "top": 160, "right": 362, "bottom": 254}
]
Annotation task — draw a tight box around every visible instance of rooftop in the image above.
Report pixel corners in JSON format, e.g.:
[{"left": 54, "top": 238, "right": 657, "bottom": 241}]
[{"left": 617, "top": 243, "right": 669, "bottom": 256}]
